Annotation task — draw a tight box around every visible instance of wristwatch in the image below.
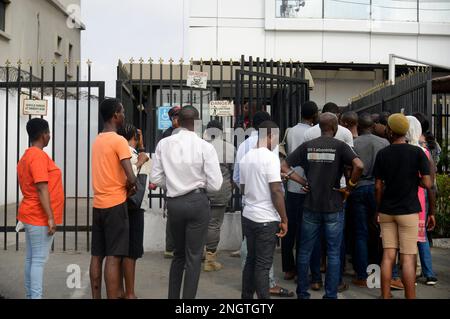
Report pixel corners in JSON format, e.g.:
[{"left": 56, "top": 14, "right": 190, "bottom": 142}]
[{"left": 348, "top": 179, "right": 357, "bottom": 187}]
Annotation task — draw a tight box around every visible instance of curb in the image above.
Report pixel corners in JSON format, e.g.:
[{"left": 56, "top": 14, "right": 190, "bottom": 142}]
[{"left": 432, "top": 238, "right": 450, "bottom": 249}]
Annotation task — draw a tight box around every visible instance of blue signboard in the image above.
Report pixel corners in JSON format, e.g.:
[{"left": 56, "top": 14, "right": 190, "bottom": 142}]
[{"left": 158, "top": 105, "right": 172, "bottom": 130}]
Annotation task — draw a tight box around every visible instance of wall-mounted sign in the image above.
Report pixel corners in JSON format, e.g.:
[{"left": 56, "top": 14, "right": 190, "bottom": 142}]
[
  {"left": 23, "top": 99, "right": 48, "bottom": 116},
  {"left": 158, "top": 105, "right": 173, "bottom": 130},
  {"left": 187, "top": 70, "right": 208, "bottom": 89},
  {"left": 209, "top": 100, "right": 235, "bottom": 117}
]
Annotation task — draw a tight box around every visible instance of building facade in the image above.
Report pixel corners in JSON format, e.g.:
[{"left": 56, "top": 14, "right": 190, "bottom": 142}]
[
  {"left": 187, "top": 0, "right": 450, "bottom": 106},
  {"left": 0, "top": 0, "right": 84, "bottom": 80}
]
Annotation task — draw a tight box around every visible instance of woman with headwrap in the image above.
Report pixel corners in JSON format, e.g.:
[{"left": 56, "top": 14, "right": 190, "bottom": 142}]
[{"left": 406, "top": 116, "right": 438, "bottom": 286}]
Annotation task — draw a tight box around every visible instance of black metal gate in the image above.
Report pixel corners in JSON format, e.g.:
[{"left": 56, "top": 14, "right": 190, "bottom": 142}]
[
  {"left": 0, "top": 61, "right": 105, "bottom": 251},
  {"left": 348, "top": 68, "right": 433, "bottom": 122},
  {"left": 117, "top": 56, "right": 310, "bottom": 213}
]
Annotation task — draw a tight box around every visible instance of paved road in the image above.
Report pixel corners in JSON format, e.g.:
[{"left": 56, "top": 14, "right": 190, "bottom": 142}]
[{"left": 1, "top": 246, "right": 449, "bottom": 299}]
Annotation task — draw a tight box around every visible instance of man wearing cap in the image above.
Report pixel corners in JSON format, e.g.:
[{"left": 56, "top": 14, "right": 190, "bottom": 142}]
[{"left": 373, "top": 113, "right": 433, "bottom": 299}]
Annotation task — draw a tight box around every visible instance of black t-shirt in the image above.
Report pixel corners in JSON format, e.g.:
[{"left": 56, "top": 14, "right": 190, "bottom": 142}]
[
  {"left": 286, "top": 136, "right": 358, "bottom": 213},
  {"left": 161, "top": 126, "right": 175, "bottom": 139},
  {"left": 373, "top": 144, "right": 430, "bottom": 215}
]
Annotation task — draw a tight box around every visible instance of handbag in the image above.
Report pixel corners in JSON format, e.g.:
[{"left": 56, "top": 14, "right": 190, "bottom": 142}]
[
  {"left": 127, "top": 174, "right": 148, "bottom": 210},
  {"left": 279, "top": 127, "right": 290, "bottom": 159}
]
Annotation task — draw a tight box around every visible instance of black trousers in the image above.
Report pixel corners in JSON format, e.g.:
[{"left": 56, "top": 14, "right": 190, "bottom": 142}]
[
  {"left": 242, "top": 216, "right": 279, "bottom": 299},
  {"left": 166, "top": 191, "right": 210, "bottom": 299},
  {"left": 281, "top": 192, "right": 306, "bottom": 273}
]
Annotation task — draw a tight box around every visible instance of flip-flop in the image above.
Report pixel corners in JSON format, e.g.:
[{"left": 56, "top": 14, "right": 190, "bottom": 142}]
[{"left": 270, "top": 287, "right": 294, "bottom": 298}]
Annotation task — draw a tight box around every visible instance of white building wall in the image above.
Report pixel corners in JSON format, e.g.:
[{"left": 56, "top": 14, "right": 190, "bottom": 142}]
[
  {"left": 188, "top": 0, "right": 450, "bottom": 105},
  {"left": 0, "top": 89, "right": 99, "bottom": 205}
]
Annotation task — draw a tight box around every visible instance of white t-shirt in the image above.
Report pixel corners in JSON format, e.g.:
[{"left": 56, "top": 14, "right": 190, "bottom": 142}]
[
  {"left": 304, "top": 124, "right": 354, "bottom": 147},
  {"left": 239, "top": 147, "right": 282, "bottom": 223}
]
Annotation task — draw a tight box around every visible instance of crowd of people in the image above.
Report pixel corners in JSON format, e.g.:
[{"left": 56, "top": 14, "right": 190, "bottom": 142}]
[{"left": 16, "top": 97, "right": 440, "bottom": 299}]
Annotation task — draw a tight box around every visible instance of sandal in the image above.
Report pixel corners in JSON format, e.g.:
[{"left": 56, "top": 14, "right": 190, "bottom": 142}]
[{"left": 270, "top": 286, "right": 295, "bottom": 298}]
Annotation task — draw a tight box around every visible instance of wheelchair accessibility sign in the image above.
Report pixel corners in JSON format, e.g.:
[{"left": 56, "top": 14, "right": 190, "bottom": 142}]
[{"left": 158, "top": 105, "right": 172, "bottom": 130}]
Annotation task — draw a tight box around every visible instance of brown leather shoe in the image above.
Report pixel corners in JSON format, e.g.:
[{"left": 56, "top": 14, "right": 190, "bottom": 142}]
[
  {"left": 390, "top": 278, "right": 404, "bottom": 290},
  {"left": 283, "top": 271, "right": 297, "bottom": 281},
  {"left": 311, "top": 282, "right": 323, "bottom": 291},
  {"left": 352, "top": 278, "right": 367, "bottom": 288}
]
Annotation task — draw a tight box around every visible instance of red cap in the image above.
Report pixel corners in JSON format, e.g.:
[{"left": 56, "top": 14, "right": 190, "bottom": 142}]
[{"left": 168, "top": 106, "right": 181, "bottom": 119}]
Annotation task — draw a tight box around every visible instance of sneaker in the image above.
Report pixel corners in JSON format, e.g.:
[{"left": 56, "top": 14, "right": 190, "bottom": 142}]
[
  {"left": 352, "top": 278, "right": 368, "bottom": 288},
  {"left": 390, "top": 278, "right": 404, "bottom": 290},
  {"left": 164, "top": 251, "right": 174, "bottom": 259},
  {"left": 426, "top": 277, "right": 438, "bottom": 286},
  {"left": 311, "top": 282, "right": 323, "bottom": 291},
  {"left": 338, "top": 282, "right": 349, "bottom": 293}
]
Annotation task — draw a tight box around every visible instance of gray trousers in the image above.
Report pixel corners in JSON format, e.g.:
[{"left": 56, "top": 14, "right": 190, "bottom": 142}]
[
  {"left": 167, "top": 191, "right": 210, "bottom": 299},
  {"left": 206, "top": 205, "right": 226, "bottom": 252},
  {"left": 165, "top": 215, "right": 174, "bottom": 252}
]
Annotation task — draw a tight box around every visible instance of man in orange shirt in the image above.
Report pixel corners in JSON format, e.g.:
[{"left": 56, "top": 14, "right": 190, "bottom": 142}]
[
  {"left": 90, "top": 98, "right": 137, "bottom": 299},
  {"left": 18, "top": 118, "right": 64, "bottom": 299}
]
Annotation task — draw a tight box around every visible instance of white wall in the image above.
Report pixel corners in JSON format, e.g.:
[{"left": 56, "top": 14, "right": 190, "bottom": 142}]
[
  {"left": 188, "top": 0, "right": 450, "bottom": 66},
  {"left": 0, "top": 89, "right": 99, "bottom": 205}
]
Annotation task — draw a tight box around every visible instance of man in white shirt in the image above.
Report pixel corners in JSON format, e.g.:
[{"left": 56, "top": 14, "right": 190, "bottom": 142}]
[
  {"left": 240, "top": 120, "right": 288, "bottom": 299},
  {"left": 233, "top": 112, "right": 293, "bottom": 297},
  {"left": 151, "top": 106, "right": 223, "bottom": 299},
  {"left": 303, "top": 102, "right": 354, "bottom": 147}
]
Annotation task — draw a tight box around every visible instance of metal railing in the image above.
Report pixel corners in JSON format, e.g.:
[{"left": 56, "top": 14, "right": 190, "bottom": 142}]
[{"left": 0, "top": 60, "right": 104, "bottom": 251}]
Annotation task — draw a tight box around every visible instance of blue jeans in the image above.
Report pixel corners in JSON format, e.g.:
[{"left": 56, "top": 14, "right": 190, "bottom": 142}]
[
  {"left": 282, "top": 192, "right": 321, "bottom": 283},
  {"left": 418, "top": 208, "right": 436, "bottom": 278},
  {"left": 349, "top": 185, "right": 376, "bottom": 280},
  {"left": 24, "top": 223, "right": 54, "bottom": 299},
  {"left": 297, "top": 209, "right": 344, "bottom": 299}
]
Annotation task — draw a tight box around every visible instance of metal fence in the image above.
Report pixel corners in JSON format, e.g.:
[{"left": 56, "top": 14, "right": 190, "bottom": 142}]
[
  {"left": 0, "top": 56, "right": 310, "bottom": 251},
  {"left": 348, "top": 67, "right": 450, "bottom": 173},
  {"left": 117, "top": 56, "right": 310, "bottom": 213},
  {"left": 0, "top": 60, "right": 104, "bottom": 251},
  {"left": 349, "top": 68, "right": 433, "bottom": 121}
]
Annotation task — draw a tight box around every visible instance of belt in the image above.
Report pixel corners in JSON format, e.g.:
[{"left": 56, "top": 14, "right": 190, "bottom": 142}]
[
  {"left": 169, "top": 188, "right": 206, "bottom": 199},
  {"left": 191, "top": 188, "right": 206, "bottom": 194}
]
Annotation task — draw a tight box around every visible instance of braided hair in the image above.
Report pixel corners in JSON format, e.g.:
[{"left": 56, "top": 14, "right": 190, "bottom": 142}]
[{"left": 117, "top": 122, "right": 138, "bottom": 142}]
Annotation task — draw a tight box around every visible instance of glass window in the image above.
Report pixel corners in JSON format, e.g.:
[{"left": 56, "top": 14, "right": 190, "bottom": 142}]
[
  {"left": 372, "top": 0, "right": 418, "bottom": 22},
  {"left": 324, "top": 0, "right": 370, "bottom": 20},
  {"left": 276, "top": 0, "right": 323, "bottom": 19},
  {"left": 0, "top": 1, "right": 6, "bottom": 32},
  {"left": 419, "top": 0, "right": 450, "bottom": 23}
]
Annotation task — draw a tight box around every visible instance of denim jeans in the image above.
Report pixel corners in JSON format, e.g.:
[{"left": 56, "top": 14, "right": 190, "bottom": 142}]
[
  {"left": 418, "top": 208, "right": 436, "bottom": 278},
  {"left": 241, "top": 217, "right": 279, "bottom": 299},
  {"left": 24, "top": 223, "right": 55, "bottom": 299},
  {"left": 297, "top": 209, "right": 344, "bottom": 299},
  {"left": 282, "top": 192, "right": 305, "bottom": 273},
  {"left": 282, "top": 192, "right": 321, "bottom": 283},
  {"left": 349, "top": 185, "right": 376, "bottom": 280}
]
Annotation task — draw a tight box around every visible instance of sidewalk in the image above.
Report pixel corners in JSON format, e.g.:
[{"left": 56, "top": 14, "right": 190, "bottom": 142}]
[{"left": 1, "top": 246, "right": 449, "bottom": 299}]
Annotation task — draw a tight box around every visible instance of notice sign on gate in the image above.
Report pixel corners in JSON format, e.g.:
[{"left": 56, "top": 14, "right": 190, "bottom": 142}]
[
  {"left": 187, "top": 70, "right": 208, "bottom": 89},
  {"left": 209, "top": 100, "right": 234, "bottom": 117},
  {"left": 23, "top": 99, "right": 48, "bottom": 116}
]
